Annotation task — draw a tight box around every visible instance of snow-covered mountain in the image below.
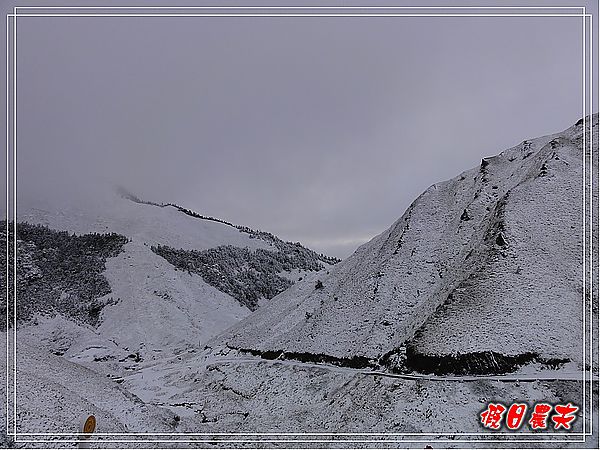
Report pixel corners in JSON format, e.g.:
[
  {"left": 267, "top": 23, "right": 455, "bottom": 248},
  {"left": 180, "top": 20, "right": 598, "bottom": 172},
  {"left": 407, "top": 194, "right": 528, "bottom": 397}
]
[
  {"left": 119, "top": 115, "right": 597, "bottom": 439},
  {"left": 3, "top": 191, "right": 338, "bottom": 381},
  {"left": 212, "top": 115, "right": 597, "bottom": 374}
]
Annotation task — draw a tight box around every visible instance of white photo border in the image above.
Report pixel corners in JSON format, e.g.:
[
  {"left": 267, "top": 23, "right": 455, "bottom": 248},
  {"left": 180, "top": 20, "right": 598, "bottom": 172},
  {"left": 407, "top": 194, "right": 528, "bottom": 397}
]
[{"left": 4, "top": 4, "right": 596, "bottom": 447}]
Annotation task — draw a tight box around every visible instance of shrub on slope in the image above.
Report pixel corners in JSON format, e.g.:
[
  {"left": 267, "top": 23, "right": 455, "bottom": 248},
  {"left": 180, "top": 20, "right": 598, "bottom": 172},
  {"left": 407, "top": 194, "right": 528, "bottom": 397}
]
[
  {"left": 151, "top": 244, "right": 325, "bottom": 310},
  {"left": 0, "top": 221, "right": 128, "bottom": 329}
]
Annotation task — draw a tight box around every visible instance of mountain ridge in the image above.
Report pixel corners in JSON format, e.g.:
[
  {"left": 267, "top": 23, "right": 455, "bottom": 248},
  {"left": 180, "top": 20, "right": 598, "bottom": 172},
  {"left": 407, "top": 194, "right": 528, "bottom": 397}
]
[
  {"left": 8, "top": 189, "right": 339, "bottom": 381},
  {"left": 203, "top": 114, "right": 597, "bottom": 376}
]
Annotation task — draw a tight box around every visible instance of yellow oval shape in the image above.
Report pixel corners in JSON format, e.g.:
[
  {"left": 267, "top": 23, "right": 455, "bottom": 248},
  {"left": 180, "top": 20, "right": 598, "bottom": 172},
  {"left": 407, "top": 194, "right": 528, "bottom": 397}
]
[{"left": 83, "top": 415, "right": 96, "bottom": 434}]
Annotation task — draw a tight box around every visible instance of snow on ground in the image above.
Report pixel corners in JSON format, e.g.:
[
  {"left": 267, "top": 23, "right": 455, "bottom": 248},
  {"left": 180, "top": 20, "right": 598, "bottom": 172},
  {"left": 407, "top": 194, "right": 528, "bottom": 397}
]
[
  {"left": 0, "top": 333, "right": 177, "bottom": 436},
  {"left": 121, "top": 351, "right": 594, "bottom": 440},
  {"left": 95, "top": 240, "right": 250, "bottom": 360},
  {"left": 18, "top": 238, "right": 251, "bottom": 377}
]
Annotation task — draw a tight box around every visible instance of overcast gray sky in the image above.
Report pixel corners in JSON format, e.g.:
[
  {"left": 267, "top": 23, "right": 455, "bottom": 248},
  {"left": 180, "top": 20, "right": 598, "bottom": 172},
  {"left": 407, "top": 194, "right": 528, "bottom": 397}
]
[{"left": 5, "top": 1, "right": 599, "bottom": 257}]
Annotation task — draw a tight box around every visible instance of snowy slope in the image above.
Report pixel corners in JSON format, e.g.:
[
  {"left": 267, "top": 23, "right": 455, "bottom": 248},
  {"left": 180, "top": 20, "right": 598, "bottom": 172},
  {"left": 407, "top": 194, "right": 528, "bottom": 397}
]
[
  {"left": 14, "top": 190, "right": 334, "bottom": 377},
  {"left": 124, "top": 355, "right": 591, "bottom": 436},
  {"left": 210, "top": 114, "right": 597, "bottom": 374},
  {"left": 0, "top": 333, "right": 177, "bottom": 437},
  {"left": 17, "top": 239, "right": 250, "bottom": 371},
  {"left": 19, "top": 193, "right": 271, "bottom": 252}
]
